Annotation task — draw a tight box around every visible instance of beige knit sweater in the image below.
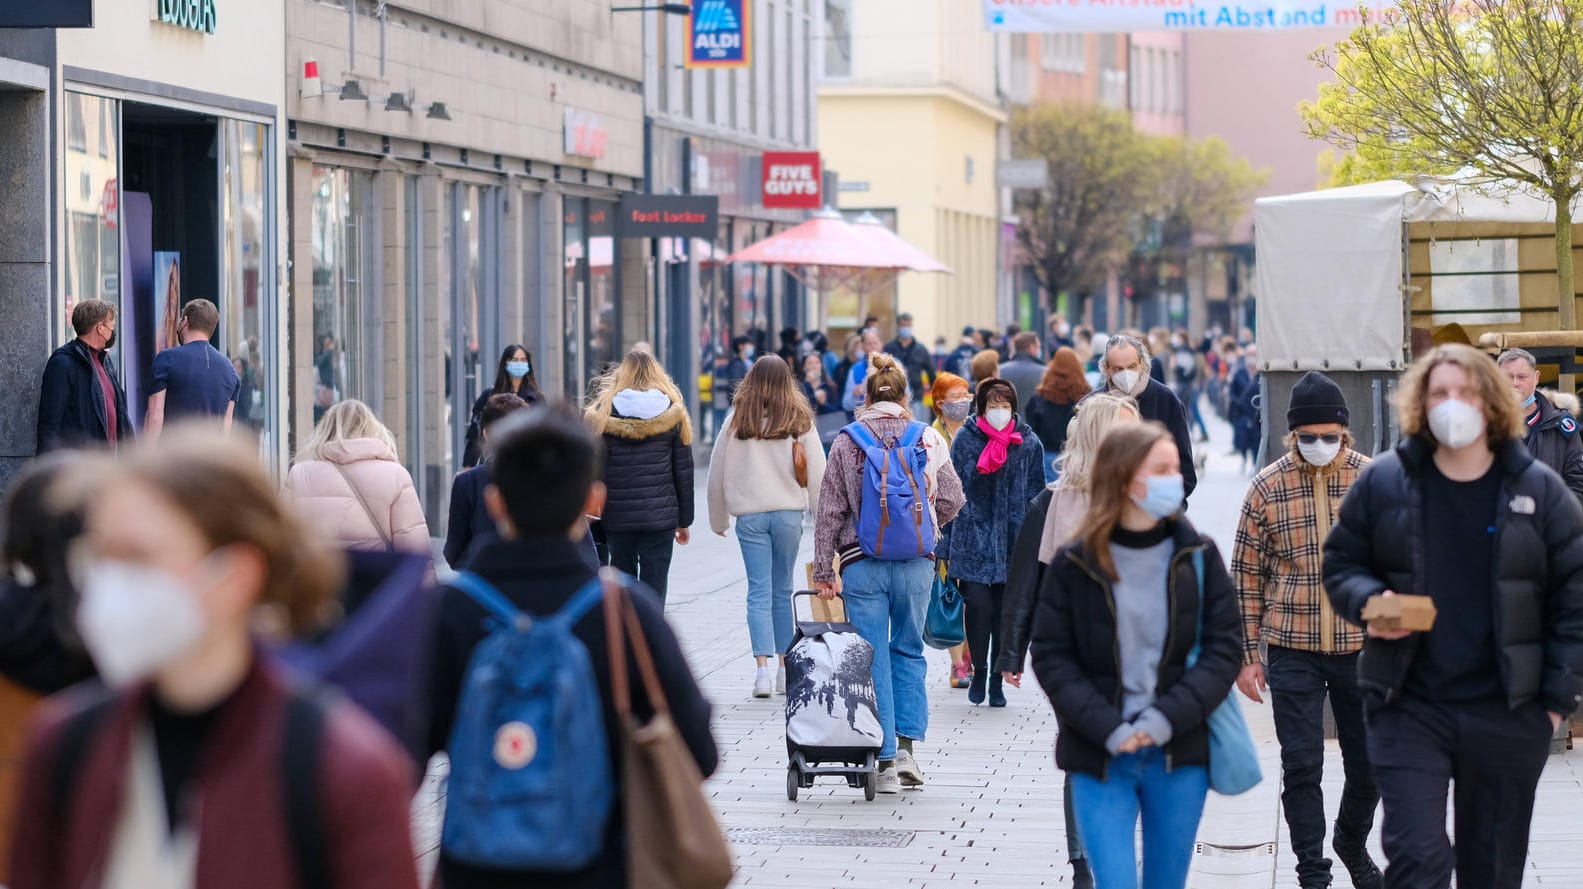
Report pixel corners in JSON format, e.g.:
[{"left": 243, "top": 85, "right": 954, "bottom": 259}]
[{"left": 706, "top": 415, "right": 827, "bottom": 534}]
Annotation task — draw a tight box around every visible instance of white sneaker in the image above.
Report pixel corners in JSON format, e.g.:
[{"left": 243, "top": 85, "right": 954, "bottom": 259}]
[
  {"left": 752, "top": 673, "right": 773, "bottom": 698},
  {"left": 775, "top": 666, "right": 787, "bottom": 695},
  {"left": 875, "top": 767, "right": 901, "bottom": 794},
  {"left": 894, "top": 749, "right": 925, "bottom": 787}
]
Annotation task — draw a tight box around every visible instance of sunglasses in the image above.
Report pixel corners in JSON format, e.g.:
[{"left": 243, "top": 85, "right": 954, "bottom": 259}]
[{"left": 1296, "top": 433, "right": 1343, "bottom": 446}]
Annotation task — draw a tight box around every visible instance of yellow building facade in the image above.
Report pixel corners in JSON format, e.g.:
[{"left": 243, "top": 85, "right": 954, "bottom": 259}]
[{"left": 818, "top": 0, "right": 1005, "bottom": 342}]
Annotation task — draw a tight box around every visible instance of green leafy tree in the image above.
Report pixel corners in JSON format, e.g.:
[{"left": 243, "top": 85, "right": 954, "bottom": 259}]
[
  {"left": 1302, "top": 0, "right": 1583, "bottom": 331},
  {"left": 1012, "top": 104, "right": 1158, "bottom": 322},
  {"left": 1147, "top": 135, "right": 1269, "bottom": 254}
]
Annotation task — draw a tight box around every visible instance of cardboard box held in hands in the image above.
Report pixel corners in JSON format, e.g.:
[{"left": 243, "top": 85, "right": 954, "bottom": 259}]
[{"left": 1362, "top": 594, "right": 1438, "bottom": 632}]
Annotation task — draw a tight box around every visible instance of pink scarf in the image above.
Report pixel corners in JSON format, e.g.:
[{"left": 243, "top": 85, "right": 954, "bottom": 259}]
[{"left": 975, "top": 415, "right": 1023, "bottom": 474}]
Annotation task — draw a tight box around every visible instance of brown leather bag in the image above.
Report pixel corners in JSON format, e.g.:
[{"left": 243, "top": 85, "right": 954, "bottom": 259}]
[
  {"left": 0, "top": 676, "right": 42, "bottom": 883},
  {"left": 792, "top": 438, "right": 809, "bottom": 488},
  {"left": 601, "top": 570, "right": 733, "bottom": 889}
]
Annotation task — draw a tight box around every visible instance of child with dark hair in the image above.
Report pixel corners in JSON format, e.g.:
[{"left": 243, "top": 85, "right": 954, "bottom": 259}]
[
  {"left": 427, "top": 405, "right": 718, "bottom": 889},
  {"left": 444, "top": 393, "right": 531, "bottom": 569}
]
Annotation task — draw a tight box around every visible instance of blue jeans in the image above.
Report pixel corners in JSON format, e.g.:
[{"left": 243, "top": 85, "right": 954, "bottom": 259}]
[
  {"left": 1069, "top": 747, "right": 1208, "bottom": 889},
  {"left": 736, "top": 510, "right": 804, "bottom": 657},
  {"left": 841, "top": 557, "right": 934, "bottom": 760}
]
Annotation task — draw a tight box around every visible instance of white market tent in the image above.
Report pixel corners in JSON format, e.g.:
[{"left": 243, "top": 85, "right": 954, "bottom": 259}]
[{"left": 1254, "top": 179, "right": 1559, "bottom": 373}]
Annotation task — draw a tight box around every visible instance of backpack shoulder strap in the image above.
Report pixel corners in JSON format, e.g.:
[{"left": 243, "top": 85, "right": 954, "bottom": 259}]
[
  {"left": 898, "top": 422, "right": 925, "bottom": 448},
  {"left": 843, "top": 421, "right": 878, "bottom": 450},
  {"left": 282, "top": 690, "right": 331, "bottom": 889},
  {"left": 555, "top": 576, "right": 606, "bottom": 626},
  {"left": 49, "top": 692, "right": 116, "bottom": 834},
  {"left": 450, "top": 571, "right": 524, "bottom": 627}
]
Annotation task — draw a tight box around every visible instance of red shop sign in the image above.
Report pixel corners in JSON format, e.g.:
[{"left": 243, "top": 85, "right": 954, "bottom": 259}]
[{"left": 761, "top": 151, "right": 822, "bottom": 210}]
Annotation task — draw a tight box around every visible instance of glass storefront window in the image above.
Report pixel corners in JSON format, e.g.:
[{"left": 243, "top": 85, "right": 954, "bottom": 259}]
[
  {"left": 62, "top": 92, "right": 120, "bottom": 345},
  {"left": 219, "top": 119, "right": 274, "bottom": 452},
  {"left": 562, "top": 200, "right": 585, "bottom": 400},
  {"left": 449, "top": 182, "right": 492, "bottom": 469},
  {"left": 310, "top": 165, "right": 378, "bottom": 423},
  {"left": 588, "top": 201, "right": 618, "bottom": 377}
]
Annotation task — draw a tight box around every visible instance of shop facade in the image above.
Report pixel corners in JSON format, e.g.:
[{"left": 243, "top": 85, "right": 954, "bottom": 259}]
[
  {"left": 0, "top": 3, "right": 287, "bottom": 484},
  {"left": 286, "top": 0, "right": 645, "bottom": 529}
]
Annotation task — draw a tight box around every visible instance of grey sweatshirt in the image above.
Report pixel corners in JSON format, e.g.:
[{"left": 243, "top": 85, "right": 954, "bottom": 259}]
[{"left": 1103, "top": 532, "right": 1177, "bottom": 754}]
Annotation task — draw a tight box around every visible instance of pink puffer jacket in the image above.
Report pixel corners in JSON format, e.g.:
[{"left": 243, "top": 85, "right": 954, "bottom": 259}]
[{"left": 284, "top": 438, "right": 431, "bottom": 553}]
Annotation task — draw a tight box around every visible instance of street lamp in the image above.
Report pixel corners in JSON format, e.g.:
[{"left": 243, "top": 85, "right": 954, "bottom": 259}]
[{"left": 609, "top": 3, "right": 691, "bottom": 13}]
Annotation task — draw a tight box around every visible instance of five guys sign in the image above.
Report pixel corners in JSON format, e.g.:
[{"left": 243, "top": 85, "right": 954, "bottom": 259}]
[{"left": 761, "top": 152, "right": 822, "bottom": 210}]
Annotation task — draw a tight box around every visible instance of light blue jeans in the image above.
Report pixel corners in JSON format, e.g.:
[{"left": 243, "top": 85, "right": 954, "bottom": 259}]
[
  {"left": 841, "top": 557, "right": 934, "bottom": 760},
  {"left": 736, "top": 510, "right": 804, "bottom": 657},
  {"left": 1069, "top": 747, "right": 1209, "bottom": 889}
]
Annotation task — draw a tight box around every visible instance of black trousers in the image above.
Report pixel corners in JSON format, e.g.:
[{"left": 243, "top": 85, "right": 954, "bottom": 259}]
[
  {"left": 605, "top": 529, "right": 676, "bottom": 602},
  {"left": 1367, "top": 694, "right": 1551, "bottom": 889},
  {"left": 958, "top": 580, "right": 1004, "bottom": 674},
  {"left": 1265, "top": 646, "right": 1378, "bottom": 887}
]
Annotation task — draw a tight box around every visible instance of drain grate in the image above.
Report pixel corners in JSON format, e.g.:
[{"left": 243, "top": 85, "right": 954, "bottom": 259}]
[{"left": 724, "top": 827, "right": 915, "bottom": 848}]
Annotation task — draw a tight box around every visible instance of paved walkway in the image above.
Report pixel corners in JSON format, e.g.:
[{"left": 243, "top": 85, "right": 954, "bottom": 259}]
[{"left": 416, "top": 408, "right": 1583, "bottom": 888}]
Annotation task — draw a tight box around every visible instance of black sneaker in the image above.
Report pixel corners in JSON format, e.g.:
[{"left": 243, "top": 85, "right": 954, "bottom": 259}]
[
  {"left": 1071, "top": 858, "right": 1094, "bottom": 889},
  {"left": 1333, "top": 834, "right": 1383, "bottom": 889}
]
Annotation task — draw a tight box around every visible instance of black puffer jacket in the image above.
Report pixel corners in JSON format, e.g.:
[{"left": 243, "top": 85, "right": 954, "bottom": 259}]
[
  {"left": 1524, "top": 392, "right": 1583, "bottom": 506},
  {"left": 598, "top": 402, "right": 695, "bottom": 533},
  {"left": 996, "top": 488, "right": 1053, "bottom": 675},
  {"left": 1031, "top": 518, "right": 1241, "bottom": 779},
  {"left": 1323, "top": 436, "right": 1583, "bottom": 714}
]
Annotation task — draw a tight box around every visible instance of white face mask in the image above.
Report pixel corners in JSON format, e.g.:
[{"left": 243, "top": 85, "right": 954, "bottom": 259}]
[
  {"left": 75, "top": 558, "right": 208, "bottom": 687},
  {"left": 1111, "top": 369, "right": 1142, "bottom": 394},
  {"left": 1298, "top": 440, "right": 1341, "bottom": 468},
  {"left": 1427, "top": 398, "right": 1484, "bottom": 450},
  {"left": 985, "top": 408, "right": 1013, "bottom": 431}
]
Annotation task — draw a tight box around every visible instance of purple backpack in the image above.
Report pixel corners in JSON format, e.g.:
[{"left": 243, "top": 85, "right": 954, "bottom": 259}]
[{"left": 843, "top": 421, "right": 938, "bottom": 560}]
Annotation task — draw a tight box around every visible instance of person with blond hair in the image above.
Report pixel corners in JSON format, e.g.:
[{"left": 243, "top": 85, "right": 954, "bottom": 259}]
[
  {"left": 1324, "top": 343, "right": 1583, "bottom": 889},
  {"left": 10, "top": 429, "right": 420, "bottom": 889},
  {"left": 1027, "top": 346, "right": 1092, "bottom": 482},
  {"left": 586, "top": 349, "right": 694, "bottom": 602},
  {"left": 813, "top": 352, "right": 965, "bottom": 792},
  {"left": 284, "top": 399, "right": 431, "bottom": 553},
  {"left": 708, "top": 355, "right": 827, "bottom": 697},
  {"left": 1032, "top": 421, "right": 1239, "bottom": 889}
]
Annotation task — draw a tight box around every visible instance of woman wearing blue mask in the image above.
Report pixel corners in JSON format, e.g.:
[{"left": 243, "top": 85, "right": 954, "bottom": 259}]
[
  {"left": 1030, "top": 421, "right": 1240, "bottom": 889},
  {"left": 463, "top": 344, "right": 542, "bottom": 467}
]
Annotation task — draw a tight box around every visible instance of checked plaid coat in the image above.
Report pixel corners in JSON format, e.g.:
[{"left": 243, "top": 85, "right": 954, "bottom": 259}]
[{"left": 1232, "top": 447, "right": 1369, "bottom": 665}]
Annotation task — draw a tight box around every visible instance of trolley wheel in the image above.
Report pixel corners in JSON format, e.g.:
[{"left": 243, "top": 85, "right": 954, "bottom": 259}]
[
  {"left": 787, "top": 767, "right": 800, "bottom": 802},
  {"left": 863, "top": 769, "right": 877, "bottom": 801}
]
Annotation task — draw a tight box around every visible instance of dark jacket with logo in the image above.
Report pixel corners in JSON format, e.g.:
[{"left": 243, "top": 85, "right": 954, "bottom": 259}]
[
  {"left": 598, "top": 403, "right": 695, "bottom": 533},
  {"left": 1030, "top": 519, "right": 1241, "bottom": 779},
  {"left": 36, "top": 339, "right": 132, "bottom": 452},
  {"left": 1524, "top": 391, "right": 1583, "bottom": 506},
  {"left": 1323, "top": 436, "right": 1583, "bottom": 714}
]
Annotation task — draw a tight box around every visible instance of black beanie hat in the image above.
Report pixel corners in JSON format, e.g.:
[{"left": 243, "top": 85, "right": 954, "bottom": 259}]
[{"left": 1287, "top": 371, "right": 1349, "bottom": 430}]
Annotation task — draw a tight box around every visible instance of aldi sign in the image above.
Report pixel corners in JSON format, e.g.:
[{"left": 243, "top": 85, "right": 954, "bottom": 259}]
[
  {"left": 686, "top": 0, "right": 751, "bottom": 69},
  {"left": 761, "top": 152, "right": 823, "bottom": 210}
]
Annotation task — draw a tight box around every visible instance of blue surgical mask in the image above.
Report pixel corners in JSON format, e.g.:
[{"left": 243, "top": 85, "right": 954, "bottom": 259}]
[
  {"left": 1131, "top": 474, "right": 1184, "bottom": 520},
  {"left": 506, "top": 360, "right": 531, "bottom": 379},
  {"left": 898, "top": 326, "right": 914, "bottom": 341},
  {"left": 1523, "top": 393, "right": 1537, "bottom": 409}
]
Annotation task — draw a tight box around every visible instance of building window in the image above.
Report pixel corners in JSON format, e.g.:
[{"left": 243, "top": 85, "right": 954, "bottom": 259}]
[
  {"left": 62, "top": 92, "right": 119, "bottom": 344},
  {"left": 218, "top": 120, "right": 274, "bottom": 449},
  {"left": 824, "top": 0, "right": 851, "bottom": 79},
  {"left": 309, "top": 165, "right": 379, "bottom": 422},
  {"left": 1128, "top": 45, "right": 1141, "bottom": 109},
  {"left": 1041, "top": 35, "right": 1083, "bottom": 73}
]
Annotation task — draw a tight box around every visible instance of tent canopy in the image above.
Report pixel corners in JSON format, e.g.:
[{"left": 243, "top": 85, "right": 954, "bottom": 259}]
[{"left": 1254, "top": 178, "right": 1558, "bottom": 372}]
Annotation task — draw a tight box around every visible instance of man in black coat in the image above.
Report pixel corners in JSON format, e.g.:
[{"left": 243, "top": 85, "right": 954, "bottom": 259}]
[
  {"left": 427, "top": 406, "right": 718, "bottom": 889},
  {"left": 1498, "top": 347, "right": 1583, "bottom": 505},
  {"left": 1090, "top": 334, "right": 1198, "bottom": 499},
  {"left": 37, "top": 298, "right": 132, "bottom": 452},
  {"left": 1323, "top": 344, "right": 1583, "bottom": 889},
  {"left": 883, "top": 312, "right": 935, "bottom": 416}
]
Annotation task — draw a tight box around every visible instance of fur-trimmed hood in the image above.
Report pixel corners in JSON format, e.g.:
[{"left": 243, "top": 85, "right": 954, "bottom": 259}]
[{"left": 605, "top": 401, "right": 688, "bottom": 441}]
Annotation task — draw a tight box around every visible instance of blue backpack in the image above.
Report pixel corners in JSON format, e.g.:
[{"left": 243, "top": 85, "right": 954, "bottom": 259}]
[
  {"left": 442, "top": 572, "right": 613, "bottom": 872},
  {"left": 844, "top": 421, "right": 938, "bottom": 560}
]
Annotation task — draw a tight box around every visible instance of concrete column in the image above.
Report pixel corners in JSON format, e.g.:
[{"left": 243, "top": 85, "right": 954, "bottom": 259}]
[
  {"left": 378, "top": 162, "right": 408, "bottom": 458},
  {"left": 286, "top": 150, "right": 317, "bottom": 457},
  {"left": 0, "top": 80, "right": 51, "bottom": 483},
  {"left": 540, "top": 187, "right": 567, "bottom": 400}
]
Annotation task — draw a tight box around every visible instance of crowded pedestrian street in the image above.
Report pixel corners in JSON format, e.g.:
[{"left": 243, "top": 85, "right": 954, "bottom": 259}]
[{"left": 406, "top": 411, "right": 1583, "bottom": 888}]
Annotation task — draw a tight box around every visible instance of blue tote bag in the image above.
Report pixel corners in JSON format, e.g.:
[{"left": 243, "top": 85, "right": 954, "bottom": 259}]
[
  {"left": 1187, "top": 550, "right": 1262, "bottom": 796},
  {"left": 923, "top": 562, "right": 966, "bottom": 650}
]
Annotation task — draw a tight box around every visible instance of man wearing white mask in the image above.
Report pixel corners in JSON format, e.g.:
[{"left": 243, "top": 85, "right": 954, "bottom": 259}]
[
  {"left": 1093, "top": 334, "right": 1198, "bottom": 499},
  {"left": 1324, "top": 344, "right": 1583, "bottom": 889},
  {"left": 1233, "top": 372, "right": 1380, "bottom": 889}
]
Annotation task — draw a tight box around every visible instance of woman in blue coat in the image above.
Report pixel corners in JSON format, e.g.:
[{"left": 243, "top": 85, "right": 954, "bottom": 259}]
[{"left": 944, "top": 378, "right": 1046, "bottom": 706}]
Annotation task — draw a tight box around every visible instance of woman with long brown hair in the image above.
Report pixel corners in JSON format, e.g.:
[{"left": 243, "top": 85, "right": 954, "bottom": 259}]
[
  {"left": 708, "top": 355, "right": 828, "bottom": 697},
  {"left": 10, "top": 428, "right": 419, "bottom": 889},
  {"left": 586, "top": 349, "right": 695, "bottom": 602},
  {"left": 1030, "top": 422, "right": 1239, "bottom": 889},
  {"left": 1027, "top": 346, "right": 1092, "bottom": 482}
]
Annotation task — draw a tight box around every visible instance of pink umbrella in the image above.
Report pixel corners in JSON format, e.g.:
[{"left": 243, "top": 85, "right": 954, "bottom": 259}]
[
  {"left": 851, "top": 212, "right": 952, "bottom": 273},
  {"left": 726, "top": 210, "right": 906, "bottom": 270}
]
